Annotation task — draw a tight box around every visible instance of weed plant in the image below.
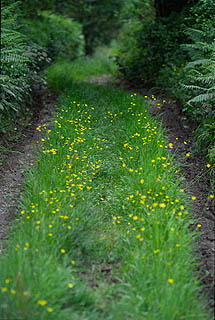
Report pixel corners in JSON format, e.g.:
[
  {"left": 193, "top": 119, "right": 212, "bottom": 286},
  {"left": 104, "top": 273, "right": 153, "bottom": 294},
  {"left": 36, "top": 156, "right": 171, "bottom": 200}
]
[{"left": 0, "top": 59, "right": 212, "bottom": 319}]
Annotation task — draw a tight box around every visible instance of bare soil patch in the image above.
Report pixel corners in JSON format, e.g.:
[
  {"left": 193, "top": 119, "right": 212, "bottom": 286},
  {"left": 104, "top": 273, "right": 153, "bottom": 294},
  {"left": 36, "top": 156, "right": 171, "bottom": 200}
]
[
  {"left": 147, "top": 92, "right": 214, "bottom": 312},
  {"left": 0, "top": 85, "right": 57, "bottom": 252}
]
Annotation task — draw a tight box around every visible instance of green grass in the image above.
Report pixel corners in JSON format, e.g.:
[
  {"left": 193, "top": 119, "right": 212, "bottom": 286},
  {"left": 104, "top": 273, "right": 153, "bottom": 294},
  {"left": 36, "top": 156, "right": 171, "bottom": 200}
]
[
  {"left": 0, "top": 51, "right": 212, "bottom": 320},
  {"left": 46, "top": 45, "right": 118, "bottom": 92}
]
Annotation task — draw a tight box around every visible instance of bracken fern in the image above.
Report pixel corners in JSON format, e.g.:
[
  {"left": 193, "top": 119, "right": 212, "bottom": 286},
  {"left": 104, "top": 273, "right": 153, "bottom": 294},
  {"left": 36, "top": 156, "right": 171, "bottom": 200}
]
[
  {"left": 1, "top": 2, "right": 32, "bottom": 114},
  {"left": 182, "top": 28, "right": 215, "bottom": 159}
]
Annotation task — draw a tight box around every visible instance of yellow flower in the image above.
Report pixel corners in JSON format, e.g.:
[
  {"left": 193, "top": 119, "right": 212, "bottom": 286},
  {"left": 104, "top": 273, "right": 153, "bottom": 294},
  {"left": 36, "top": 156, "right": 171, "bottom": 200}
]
[
  {"left": 206, "top": 164, "right": 211, "bottom": 168},
  {"left": 197, "top": 224, "right": 201, "bottom": 228},
  {"left": 209, "top": 194, "right": 214, "bottom": 199},
  {"left": 71, "top": 260, "right": 75, "bottom": 265},
  {"left": 159, "top": 203, "right": 166, "bottom": 208},
  {"left": 140, "top": 179, "right": 144, "bottom": 184},
  {"left": 154, "top": 249, "right": 160, "bottom": 254},
  {"left": 47, "top": 307, "right": 53, "bottom": 312},
  {"left": 60, "top": 249, "right": 66, "bottom": 253},
  {"left": 168, "top": 278, "right": 174, "bottom": 284},
  {"left": 1, "top": 288, "right": 8, "bottom": 292},
  {"left": 37, "top": 300, "right": 47, "bottom": 306},
  {"left": 5, "top": 279, "right": 11, "bottom": 284},
  {"left": 68, "top": 283, "right": 73, "bottom": 288},
  {"left": 192, "top": 196, "right": 196, "bottom": 200}
]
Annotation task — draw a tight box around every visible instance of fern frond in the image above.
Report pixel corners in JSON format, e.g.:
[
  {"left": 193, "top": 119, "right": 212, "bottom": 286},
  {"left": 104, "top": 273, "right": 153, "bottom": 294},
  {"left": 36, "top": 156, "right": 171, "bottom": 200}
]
[
  {"left": 186, "top": 58, "right": 215, "bottom": 68},
  {"left": 182, "top": 83, "right": 207, "bottom": 91},
  {"left": 188, "top": 92, "right": 215, "bottom": 104}
]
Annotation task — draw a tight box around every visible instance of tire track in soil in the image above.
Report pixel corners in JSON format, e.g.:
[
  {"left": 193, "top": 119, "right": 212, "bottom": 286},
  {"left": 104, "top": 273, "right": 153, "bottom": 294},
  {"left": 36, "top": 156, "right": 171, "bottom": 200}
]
[
  {"left": 0, "top": 76, "right": 214, "bottom": 316},
  {"left": 88, "top": 75, "right": 215, "bottom": 315},
  {"left": 146, "top": 92, "right": 215, "bottom": 315},
  {"left": 0, "top": 87, "right": 57, "bottom": 252}
]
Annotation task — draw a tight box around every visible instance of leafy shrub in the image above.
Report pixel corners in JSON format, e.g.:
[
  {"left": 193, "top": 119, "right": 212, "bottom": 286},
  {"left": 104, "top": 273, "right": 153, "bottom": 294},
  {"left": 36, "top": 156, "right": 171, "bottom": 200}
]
[
  {"left": 1, "top": 27, "right": 31, "bottom": 113},
  {"left": 1, "top": 2, "right": 33, "bottom": 116},
  {"left": 0, "top": 1, "right": 50, "bottom": 136},
  {"left": 182, "top": 29, "right": 215, "bottom": 160},
  {"left": 62, "top": 0, "right": 124, "bottom": 55},
  {"left": 116, "top": 0, "right": 215, "bottom": 159},
  {"left": 22, "top": 11, "right": 84, "bottom": 63},
  {"left": 116, "top": 0, "right": 155, "bottom": 85},
  {"left": 117, "top": 0, "right": 189, "bottom": 86},
  {"left": 16, "top": 0, "right": 123, "bottom": 55}
]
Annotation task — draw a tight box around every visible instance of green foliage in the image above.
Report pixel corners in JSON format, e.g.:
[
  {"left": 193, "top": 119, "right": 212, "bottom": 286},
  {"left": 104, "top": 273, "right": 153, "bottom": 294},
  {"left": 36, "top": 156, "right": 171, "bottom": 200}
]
[
  {"left": 116, "top": 0, "right": 215, "bottom": 159},
  {"left": 46, "top": 44, "right": 118, "bottom": 91},
  {"left": 190, "top": 0, "right": 215, "bottom": 37},
  {"left": 19, "top": 0, "right": 56, "bottom": 18},
  {"left": 117, "top": 1, "right": 188, "bottom": 86},
  {"left": 1, "top": 2, "right": 32, "bottom": 117},
  {"left": 0, "top": 28, "right": 30, "bottom": 113},
  {"left": 18, "top": 0, "right": 123, "bottom": 55},
  {"left": 181, "top": 29, "right": 215, "bottom": 160},
  {"left": 0, "top": 1, "right": 51, "bottom": 137},
  {"left": 65, "top": 0, "right": 123, "bottom": 55},
  {"left": 22, "top": 11, "right": 84, "bottom": 63}
]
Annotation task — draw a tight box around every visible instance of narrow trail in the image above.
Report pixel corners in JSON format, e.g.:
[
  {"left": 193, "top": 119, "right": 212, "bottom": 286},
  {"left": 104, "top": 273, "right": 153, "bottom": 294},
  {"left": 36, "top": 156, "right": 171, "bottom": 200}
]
[{"left": 0, "top": 74, "right": 214, "bottom": 315}]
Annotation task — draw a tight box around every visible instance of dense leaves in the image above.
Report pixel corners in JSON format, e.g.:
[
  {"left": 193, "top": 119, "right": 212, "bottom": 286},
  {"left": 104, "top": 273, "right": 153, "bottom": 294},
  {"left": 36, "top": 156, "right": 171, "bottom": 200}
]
[
  {"left": 19, "top": 0, "right": 123, "bottom": 55},
  {"left": 1, "top": 1, "right": 35, "bottom": 117},
  {"left": 117, "top": 0, "right": 215, "bottom": 159},
  {"left": 23, "top": 12, "right": 84, "bottom": 62}
]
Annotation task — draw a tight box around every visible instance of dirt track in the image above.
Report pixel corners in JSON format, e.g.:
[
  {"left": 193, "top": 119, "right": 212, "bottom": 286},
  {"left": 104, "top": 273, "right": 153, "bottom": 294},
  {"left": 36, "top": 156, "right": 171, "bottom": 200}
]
[{"left": 0, "top": 78, "right": 214, "bottom": 314}]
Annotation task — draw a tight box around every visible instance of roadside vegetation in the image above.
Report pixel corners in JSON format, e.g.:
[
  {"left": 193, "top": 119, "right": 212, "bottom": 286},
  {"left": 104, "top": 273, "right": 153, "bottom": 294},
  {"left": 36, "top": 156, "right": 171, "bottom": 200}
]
[
  {"left": 0, "top": 1, "right": 84, "bottom": 145},
  {"left": 117, "top": 0, "right": 215, "bottom": 163}
]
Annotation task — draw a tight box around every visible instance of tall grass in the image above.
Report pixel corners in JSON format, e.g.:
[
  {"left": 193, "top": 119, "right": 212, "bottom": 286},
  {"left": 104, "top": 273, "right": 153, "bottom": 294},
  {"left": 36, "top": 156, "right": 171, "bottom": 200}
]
[{"left": 0, "top": 55, "right": 212, "bottom": 319}]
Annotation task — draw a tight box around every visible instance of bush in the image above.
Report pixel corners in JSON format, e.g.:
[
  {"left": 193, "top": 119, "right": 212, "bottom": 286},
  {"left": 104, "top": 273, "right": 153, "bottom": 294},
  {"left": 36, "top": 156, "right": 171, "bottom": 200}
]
[
  {"left": 63, "top": 0, "right": 123, "bottom": 55},
  {"left": 116, "top": 0, "right": 215, "bottom": 159},
  {"left": 182, "top": 30, "right": 215, "bottom": 160},
  {"left": 1, "top": 2, "right": 34, "bottom": 116},
  {"left": 22, "top": 11, "right": 84, "bottom": 63},
  {"left": 0, "top": 2, "right": 50, "bottom": 136},
  {"left": 117, "top": 1, "right": 189, "bottom": 86}
]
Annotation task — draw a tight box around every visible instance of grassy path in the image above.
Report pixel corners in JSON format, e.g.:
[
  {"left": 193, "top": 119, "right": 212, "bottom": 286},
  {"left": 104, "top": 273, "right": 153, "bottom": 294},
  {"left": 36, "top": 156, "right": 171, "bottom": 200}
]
[{"left": 0, "top": 54, "right": 211, "bottom": 319}]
